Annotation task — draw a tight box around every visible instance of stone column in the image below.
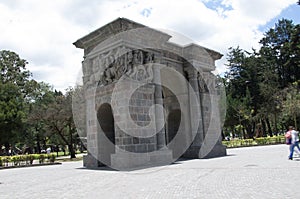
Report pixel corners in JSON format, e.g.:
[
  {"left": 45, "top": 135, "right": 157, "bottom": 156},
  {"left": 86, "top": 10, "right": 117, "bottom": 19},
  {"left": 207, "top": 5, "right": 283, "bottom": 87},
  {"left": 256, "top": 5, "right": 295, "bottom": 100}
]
[
  {"left": 185, "top": 67, "right": 204, "bottom": 147},
  {"left": 153, "top": 64, "right": 167, "bottom": 149},
  {"left": 199, "top": 72, "right": 215, "bottom": 139},
  {"left": 83, "top": 86, "right": 100, "bottom": 168},
  {"left": 198, "top": 72, "right": 227, "bottom": 158}
]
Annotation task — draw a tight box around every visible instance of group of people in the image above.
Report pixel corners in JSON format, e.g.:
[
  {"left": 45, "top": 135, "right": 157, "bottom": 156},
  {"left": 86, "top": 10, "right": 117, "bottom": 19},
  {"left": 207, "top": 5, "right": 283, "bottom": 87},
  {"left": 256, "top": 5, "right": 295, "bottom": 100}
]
[{"left": 285, "top": 126, "right": 300, "bottom": 160}]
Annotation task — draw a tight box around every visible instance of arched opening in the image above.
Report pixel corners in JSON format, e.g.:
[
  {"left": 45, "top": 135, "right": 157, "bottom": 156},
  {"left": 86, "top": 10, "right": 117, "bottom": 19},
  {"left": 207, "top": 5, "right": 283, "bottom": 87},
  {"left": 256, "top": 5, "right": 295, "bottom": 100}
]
[
  {"left": 166, "top": 109, "right": 181, "bottom": 145},
  {"left": 97, "top": 103, "right": 115, "bottom": 144},
  {"left": 97, "top": 103, "right": 115, "bottom": 166}
]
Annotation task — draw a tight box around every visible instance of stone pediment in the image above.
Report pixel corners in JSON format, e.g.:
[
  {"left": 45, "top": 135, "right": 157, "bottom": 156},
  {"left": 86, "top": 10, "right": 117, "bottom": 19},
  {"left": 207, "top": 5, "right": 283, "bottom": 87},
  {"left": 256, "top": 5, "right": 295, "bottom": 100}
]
[{"left": 73, "top": 18, "right": 170, "bottom": 55}]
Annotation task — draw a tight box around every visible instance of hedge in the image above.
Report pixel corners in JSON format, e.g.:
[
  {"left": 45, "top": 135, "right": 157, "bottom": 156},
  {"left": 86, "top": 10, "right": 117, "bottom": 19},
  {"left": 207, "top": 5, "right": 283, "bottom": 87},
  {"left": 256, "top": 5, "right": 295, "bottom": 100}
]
[
  {"left": 0, "top": 153, "right": 56, "bottom": 167},
  {"left": 222, "top": 135, "right": 286, "bottom": 148}
]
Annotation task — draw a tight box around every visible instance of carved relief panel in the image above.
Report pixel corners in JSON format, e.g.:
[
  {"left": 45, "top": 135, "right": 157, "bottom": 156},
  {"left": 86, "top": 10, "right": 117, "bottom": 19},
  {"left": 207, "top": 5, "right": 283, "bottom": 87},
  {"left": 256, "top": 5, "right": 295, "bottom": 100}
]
[{"left": 84, "top": 47, "right": 156, "bottom": 87}]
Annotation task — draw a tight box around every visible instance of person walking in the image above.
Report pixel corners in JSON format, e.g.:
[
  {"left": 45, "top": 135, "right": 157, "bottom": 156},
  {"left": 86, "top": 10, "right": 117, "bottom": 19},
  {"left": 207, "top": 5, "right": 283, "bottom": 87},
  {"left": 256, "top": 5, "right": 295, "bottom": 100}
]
[
  {"left": 46, "top": 147, "right": 51, "bottom": 155},
  {"left": 288, "top": 126, "right": 300, "bottom": 160}
]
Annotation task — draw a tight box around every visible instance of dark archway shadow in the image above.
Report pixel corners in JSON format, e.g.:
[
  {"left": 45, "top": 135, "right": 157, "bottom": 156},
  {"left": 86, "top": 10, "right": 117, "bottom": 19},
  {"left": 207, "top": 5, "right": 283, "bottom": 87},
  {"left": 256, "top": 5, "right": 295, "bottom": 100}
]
[
  {"left": 97, "top": 103, "right": 115, "bottom": 166},
  {"left": 97, "top": 103, "right": 115, "bottom": 145},
  {"left": 166, "top": 109, "right": 181, "bottom": 145}
]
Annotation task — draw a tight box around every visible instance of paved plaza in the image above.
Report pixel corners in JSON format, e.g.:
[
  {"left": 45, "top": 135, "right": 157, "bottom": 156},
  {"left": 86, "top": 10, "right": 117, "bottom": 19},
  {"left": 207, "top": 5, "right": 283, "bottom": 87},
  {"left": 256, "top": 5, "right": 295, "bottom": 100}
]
[{"left": 0, "top": 144, "right": 299, "bottom": 199}]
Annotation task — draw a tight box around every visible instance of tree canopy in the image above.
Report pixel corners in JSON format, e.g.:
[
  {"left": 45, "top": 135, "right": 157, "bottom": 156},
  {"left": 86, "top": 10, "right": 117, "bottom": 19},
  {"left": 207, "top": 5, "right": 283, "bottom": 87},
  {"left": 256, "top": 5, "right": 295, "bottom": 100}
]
[
  {"left": 0, "top": 50, "right": 81, "bottom": 157},
  {"left": 0, "top": 50, "right": 34, "bottom": 151},
  {"left": 224, "top": 19, "right": 300, "bottom": 139}
]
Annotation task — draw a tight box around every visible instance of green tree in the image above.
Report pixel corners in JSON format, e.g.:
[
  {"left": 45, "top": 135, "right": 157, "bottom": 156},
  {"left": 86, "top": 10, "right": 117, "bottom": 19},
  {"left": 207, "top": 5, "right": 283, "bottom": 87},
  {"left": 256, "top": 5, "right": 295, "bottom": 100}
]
[
  {"left": 224, "top": 19, "right": 300, "bottom": 138},
  {"left": 281, "top": 82, "right": 300, "bottom": 129},
  {"left": 42, "top": 89, "right": 77, "bottom": 158},
  {"left": 258, "top": 19, "right": 300, "bottom": 132},
  {"left": 225, "top": 47, "right": 259, "bottom": 138},
  {"left": 0, "top": 50, "right": 34, "bottom": 154},
  {"left": 27, "top": 82, "right": 55, "bottom": 153},
  {"left": 259, "top": 19, "right": 298, "bottom": 88}
]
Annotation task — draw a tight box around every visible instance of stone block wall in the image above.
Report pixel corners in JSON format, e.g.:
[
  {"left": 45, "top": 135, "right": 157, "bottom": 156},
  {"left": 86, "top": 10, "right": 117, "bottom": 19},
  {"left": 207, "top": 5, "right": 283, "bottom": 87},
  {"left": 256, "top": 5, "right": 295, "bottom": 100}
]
[{"left": 114, "top": 83, "right": 157, "bottom": 153}]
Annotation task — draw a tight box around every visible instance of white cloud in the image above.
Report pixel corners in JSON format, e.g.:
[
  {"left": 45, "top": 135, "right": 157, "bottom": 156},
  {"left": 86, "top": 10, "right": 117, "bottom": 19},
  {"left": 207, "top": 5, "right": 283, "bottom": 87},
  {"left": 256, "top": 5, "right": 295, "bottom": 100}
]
[{"left": 0, "top": 0, "right": 296, "bottom": 90}]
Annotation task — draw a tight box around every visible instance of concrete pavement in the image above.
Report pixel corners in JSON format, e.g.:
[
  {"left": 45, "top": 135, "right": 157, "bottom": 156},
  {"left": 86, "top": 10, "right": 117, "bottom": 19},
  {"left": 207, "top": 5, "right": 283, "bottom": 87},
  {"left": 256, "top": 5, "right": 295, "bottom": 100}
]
[{"left": 0, "top": 144, "right": 299, "bottom": 199}]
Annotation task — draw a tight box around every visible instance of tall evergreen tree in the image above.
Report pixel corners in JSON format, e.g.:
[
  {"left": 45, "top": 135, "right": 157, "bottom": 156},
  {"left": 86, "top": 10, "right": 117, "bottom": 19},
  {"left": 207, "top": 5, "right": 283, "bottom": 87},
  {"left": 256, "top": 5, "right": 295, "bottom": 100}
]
[{"left": 224, "top": 19, "right": 300, "bottom": 137}]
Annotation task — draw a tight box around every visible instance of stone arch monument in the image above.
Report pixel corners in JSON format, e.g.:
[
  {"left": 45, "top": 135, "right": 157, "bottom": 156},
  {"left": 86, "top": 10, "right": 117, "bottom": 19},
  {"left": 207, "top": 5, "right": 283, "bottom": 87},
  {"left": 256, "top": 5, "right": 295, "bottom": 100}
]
[{"left": 73, "top": 18, "right": 226, "bottom": 170}]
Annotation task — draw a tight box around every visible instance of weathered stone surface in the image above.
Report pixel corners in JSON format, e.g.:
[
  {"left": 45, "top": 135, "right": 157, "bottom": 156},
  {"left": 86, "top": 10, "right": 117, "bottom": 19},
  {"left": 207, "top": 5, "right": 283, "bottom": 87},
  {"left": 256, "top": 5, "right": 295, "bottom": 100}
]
[{"left": 74, "top": 17, "right": 226, "bottom": 170}]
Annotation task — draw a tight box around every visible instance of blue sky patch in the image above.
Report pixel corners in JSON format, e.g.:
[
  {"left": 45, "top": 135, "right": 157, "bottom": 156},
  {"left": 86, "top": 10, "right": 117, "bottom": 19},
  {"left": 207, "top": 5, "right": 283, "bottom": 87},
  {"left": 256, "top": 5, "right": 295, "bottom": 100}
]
[
  {"left": 140, "top": 8, "right": 152, "bottom": 17},
  {"left": 258, "top": 4, "right": 300, "bottom": 32},
  {"left": 202, "top": 0, "right": 233, "bottom": 12}
]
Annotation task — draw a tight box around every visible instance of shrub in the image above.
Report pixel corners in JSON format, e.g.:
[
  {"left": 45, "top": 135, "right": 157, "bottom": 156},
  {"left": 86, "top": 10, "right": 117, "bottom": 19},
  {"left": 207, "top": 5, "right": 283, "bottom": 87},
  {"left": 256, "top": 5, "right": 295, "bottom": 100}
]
[
  {"left": 3, "top": 156, "right": 11, "bottom": 166},
  {"left": 255, "top": 137, "right": 265, "bottom": 145},
  {"left": 0, "top": 153, "right": 60, "bottom": 167},
  {"left": 223, "top": 135, "right": 286, "bottom": 148},
  {"left": 24, "top": 155, "right": 30, "bottom": 165},
  {"left": 24, "top": 154, "right": 36, "bottom": 165},
  {"left": 11, "top": 156, "right": 20, "bottom": 166},
  {"left": 28, "top": 154, "right": 36, "bottom": 164},
  {"left": 19, "top": 155, "right": 26, "bottom": 165},
  {"left": 39, "top": 154, "right": 45, "bottom": 164},
  {"left": 48, "top": 153, "right": 56, "bottom": 163}
]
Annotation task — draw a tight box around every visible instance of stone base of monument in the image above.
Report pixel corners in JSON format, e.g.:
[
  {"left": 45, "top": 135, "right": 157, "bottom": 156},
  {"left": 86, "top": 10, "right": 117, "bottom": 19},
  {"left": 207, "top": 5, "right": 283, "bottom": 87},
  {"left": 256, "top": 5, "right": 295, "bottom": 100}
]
[
  {"left": 110, "top": 149, "right": 173, "bottom": 170},
  {"left": 200, "top": 143, "right": 227, "bottom": 158},
  {"left": 183, "top": 143, "right": 227, "bottom": 159},
  {"left": 83, "top": 154, "right": 99, "bottom": 168}
]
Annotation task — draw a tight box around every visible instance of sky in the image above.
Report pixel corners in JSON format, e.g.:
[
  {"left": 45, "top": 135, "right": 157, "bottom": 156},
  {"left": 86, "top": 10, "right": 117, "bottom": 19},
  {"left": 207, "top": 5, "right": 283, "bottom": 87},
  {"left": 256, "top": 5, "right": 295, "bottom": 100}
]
[{"left": 0, "top": 0, "right": 299, "bottom": 91}]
